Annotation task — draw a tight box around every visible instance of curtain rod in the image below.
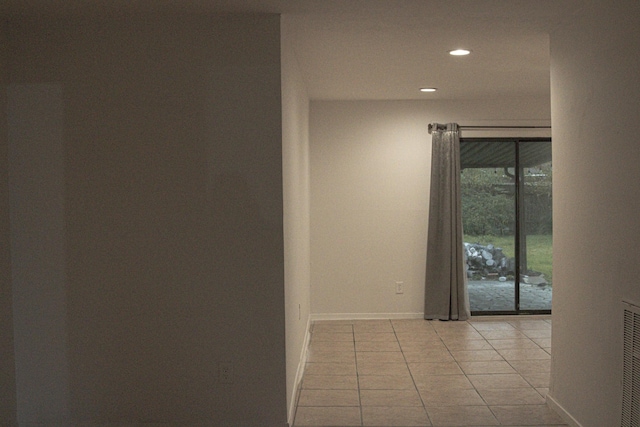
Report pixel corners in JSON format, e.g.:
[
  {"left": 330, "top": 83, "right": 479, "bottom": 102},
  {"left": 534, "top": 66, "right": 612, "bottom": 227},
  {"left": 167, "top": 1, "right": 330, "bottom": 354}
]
[
  {"left": 428, "top": 123, "right": 551, "bottom": 133},
  {"left": 460, "top": 125, "right": 551, "bottom": 130}
]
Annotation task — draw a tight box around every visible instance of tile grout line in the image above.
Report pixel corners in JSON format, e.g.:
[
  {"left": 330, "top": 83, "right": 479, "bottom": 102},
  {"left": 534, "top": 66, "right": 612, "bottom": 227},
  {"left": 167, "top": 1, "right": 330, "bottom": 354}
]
[
  {"left": 470, "top": 319, "right": 555, "bottom": 423},
  {"left": 352, "top": 322, "right": 364, "bottom": 427},
  {"left": 295, "top": 318, "right": 561, "bottom": 427},
  {"left": 497, "top": 326, "right": 551, "bottom": 399},
  {"left": 392, "top": 319, "right": 434, "bottom": 427},
  {"left": 460, "top": 321, "right": 505, "bottom": 424},
  {"left": 354, "top": 322, "right": 368, "bottom": 427},
  {"left": 466, "top": 319, "right": 505, "bottom": 424}
]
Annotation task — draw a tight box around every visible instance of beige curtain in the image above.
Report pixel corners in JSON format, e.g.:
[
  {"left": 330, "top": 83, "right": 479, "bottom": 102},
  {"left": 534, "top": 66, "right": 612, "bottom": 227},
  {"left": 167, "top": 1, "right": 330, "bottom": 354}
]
[{"left": 424, "top": 123, "right": 469, "bottom": 320}]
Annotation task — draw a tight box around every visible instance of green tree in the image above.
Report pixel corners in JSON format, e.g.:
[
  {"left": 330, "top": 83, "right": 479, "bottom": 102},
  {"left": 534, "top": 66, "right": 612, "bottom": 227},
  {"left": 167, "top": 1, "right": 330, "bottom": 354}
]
[
  {"left": 461, "top": 163, "right": 552, "bottom": 236},
  {"left": 461, "top": 168, "right": 514, "bottom": 236}
]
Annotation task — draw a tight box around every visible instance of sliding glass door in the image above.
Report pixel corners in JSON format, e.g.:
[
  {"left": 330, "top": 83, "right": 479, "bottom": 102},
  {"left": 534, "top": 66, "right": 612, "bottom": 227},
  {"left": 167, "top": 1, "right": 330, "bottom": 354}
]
[{"left": 460, "top": 138, "right": 552, "bottom": 315}]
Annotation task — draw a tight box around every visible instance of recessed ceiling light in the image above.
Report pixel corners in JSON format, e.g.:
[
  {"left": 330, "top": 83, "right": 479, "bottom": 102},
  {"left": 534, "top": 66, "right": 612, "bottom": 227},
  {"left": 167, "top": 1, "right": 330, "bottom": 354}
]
[
  {"left": 420, "top": 87, "right": 437, "bottom": 92},
  {"left": 449, "top": 49, "right": 471, "bottom": 56}
]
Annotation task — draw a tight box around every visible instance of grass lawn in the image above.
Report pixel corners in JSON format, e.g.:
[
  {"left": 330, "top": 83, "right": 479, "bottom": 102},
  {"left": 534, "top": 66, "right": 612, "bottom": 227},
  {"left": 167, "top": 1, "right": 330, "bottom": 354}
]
[{"left": 464, "top": 234, "right": 553, "bottom": 284}]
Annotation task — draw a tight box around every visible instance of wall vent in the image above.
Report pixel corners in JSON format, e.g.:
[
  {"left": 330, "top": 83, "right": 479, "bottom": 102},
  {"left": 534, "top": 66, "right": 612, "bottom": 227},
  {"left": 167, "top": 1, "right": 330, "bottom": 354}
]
[{"left": 622, "top": 301, "right": 640, "bottom": 427}]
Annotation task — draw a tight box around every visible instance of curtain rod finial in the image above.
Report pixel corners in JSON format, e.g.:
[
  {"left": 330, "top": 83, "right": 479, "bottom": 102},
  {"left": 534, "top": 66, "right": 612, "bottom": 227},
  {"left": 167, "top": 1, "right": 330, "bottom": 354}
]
[{"left": 429, "top": 123, "right": 459, "bottom": 134}]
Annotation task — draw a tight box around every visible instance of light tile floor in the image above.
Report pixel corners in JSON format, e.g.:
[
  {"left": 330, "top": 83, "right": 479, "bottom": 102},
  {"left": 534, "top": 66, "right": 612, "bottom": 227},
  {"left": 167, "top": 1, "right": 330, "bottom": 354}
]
[{"left": 293, "top": 317, "right": 566, "bottom": 427}]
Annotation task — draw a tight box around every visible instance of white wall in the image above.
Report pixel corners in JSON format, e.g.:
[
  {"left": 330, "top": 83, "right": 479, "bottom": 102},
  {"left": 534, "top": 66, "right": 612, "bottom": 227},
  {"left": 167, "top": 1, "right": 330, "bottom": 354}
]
[
  {"left": 281, "top": 15, "right": 312, "bottom": 425},
  {"left": 548, "top": 2, "right": 640, "bottom": 425},
  {"left": 5, "top": 13, "right": 287, "bottom": 426},
  {"left": 310, "top": 99, "right": 550, "bottom": 318}
]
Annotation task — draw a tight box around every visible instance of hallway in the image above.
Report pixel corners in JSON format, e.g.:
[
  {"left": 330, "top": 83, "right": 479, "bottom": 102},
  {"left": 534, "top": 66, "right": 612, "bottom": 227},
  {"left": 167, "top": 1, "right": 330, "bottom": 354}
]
[{"left": 293, "top": 317, "right": 565, "bottom": 426}]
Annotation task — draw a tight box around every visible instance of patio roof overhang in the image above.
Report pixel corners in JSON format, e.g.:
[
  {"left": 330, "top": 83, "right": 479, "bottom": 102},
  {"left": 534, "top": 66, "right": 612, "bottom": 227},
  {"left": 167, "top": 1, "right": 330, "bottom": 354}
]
[{"left": 460, "top": 139, "right": 552, "bottom": 169}]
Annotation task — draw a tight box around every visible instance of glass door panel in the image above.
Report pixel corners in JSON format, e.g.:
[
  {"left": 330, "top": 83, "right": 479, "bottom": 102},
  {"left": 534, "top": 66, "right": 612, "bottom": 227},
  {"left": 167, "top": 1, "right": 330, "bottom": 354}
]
[
  {"left": 460, "top": 140, "right": 516, "bottom": 313},
  {"left": 519, "top": 141, "right": 553, "bottom": 311},
  {"left": 461, "top": 138, "right": 552, "bottom": 314}
]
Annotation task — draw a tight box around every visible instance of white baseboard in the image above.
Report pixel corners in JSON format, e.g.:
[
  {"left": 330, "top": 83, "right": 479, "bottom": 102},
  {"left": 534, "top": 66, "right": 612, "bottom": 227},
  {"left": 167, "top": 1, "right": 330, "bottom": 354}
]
[
  {"left": 310, "top": 312, "right": 424, "bottom": 321},
  {"left": 546, "top": 393, "right": 583, "bottom": 427},
  {"left": 287, "top": 315, "right": 312, "bottom": 426}
]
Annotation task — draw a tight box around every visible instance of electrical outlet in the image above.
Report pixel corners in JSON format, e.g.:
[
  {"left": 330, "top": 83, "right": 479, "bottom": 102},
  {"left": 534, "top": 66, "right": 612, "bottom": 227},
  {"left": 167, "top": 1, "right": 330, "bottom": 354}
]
[
  {"left": 219, "top": 362, "right": 233, "bottom": 384},
  {"left": 395, "top": 281, "right": 404, "bottom": 294}
]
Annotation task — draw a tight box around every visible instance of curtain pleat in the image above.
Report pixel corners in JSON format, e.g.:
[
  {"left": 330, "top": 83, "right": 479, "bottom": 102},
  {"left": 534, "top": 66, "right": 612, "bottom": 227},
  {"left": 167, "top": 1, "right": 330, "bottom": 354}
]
[{"left": 424, "top": 123, "right": 469, "bottom": 321}]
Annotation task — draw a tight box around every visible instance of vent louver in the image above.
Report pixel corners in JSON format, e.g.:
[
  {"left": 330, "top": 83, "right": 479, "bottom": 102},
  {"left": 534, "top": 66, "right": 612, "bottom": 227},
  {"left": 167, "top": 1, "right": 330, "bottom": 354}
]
[{"left": 622, "top": 301, "right": 640, "bottom": 427}]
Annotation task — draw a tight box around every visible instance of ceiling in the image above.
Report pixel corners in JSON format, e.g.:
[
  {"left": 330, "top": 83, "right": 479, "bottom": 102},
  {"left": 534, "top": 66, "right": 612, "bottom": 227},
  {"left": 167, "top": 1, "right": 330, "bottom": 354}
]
[
  {"left": 2, "top": 0, "right": 580, "bottom": 101},
  {"left": 278, "top": 1, "right": 569, "bottom": 101}
]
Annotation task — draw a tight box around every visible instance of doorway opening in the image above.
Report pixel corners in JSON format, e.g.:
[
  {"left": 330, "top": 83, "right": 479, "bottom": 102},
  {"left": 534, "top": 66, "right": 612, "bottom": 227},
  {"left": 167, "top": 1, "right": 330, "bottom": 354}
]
[{"left": 460, "top": 138, "right": 552, "bottom": 315}]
